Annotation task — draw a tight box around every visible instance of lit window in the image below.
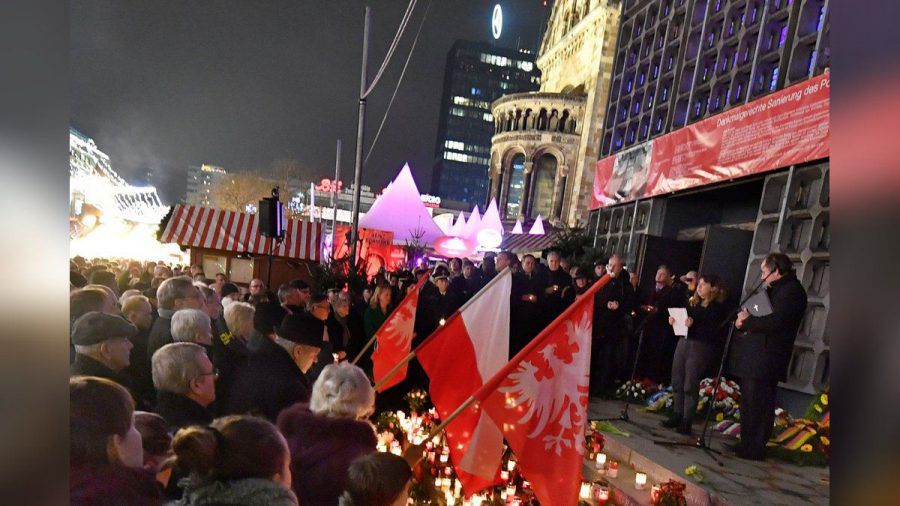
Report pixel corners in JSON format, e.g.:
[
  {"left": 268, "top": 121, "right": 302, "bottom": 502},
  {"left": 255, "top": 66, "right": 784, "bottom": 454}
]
[{"left": 483, "top": 113, "right": 494, "bottom": 122}]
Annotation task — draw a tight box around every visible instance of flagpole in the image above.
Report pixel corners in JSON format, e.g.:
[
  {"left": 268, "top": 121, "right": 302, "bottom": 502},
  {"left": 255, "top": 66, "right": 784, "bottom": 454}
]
[
  {"left": 402, "top": 394, "right": 478, "bottom": 465},
  {"left": 372, "top": 351, "right": 416, "bottom": 390},
  {"left": 401, "top": 275, "right": 615, "bottom": 464},
  {"left": 370, "top": 268, "right": 514, "bottom": 389},
  {"left": 352, "top": 274, "right": 430, "bottom": 365},
  {"left": 473, "top": 273, "right": 612, "bottom": 403}
]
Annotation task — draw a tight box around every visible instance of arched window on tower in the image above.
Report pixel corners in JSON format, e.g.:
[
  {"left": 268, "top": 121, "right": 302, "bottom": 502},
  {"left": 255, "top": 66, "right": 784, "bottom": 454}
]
[
  {"left": 505, "top": 153, "right": 526, "bottom": 219},
  {"left": 530, "top": 153, "right": 558, "bottom": 219}
]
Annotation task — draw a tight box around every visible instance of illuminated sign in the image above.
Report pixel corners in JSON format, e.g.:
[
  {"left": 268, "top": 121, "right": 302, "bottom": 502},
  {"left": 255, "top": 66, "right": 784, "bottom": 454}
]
[
  {"left": 492, "top": 4, "right": 503, "bottom": 40},
  {"left": 315, "top": 178, "right": 343, "bottom": 193},
  {"left": 420, "top": 194, "right": 442, "bottom": 208}
]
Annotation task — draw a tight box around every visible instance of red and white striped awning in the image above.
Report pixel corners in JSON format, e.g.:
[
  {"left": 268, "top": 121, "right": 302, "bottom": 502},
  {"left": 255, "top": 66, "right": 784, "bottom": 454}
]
[
  {"left": 499, "top": 231, "right": 558, "bottom": 254},
  {"left": 159, "top": 204, "right": 322, "bottom": 261}
]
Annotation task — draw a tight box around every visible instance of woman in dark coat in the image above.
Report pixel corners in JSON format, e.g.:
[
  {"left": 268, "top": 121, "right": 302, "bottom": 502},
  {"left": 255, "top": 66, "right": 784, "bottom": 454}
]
[
  {"left": 70, "top": 376, "right": 163, "bottom": 506},
  {"left": 663, "top": 274, "right": 728, "bottom": 435},
  {"left": 277, "top": 363, "right": 378, "bottom": 506}
]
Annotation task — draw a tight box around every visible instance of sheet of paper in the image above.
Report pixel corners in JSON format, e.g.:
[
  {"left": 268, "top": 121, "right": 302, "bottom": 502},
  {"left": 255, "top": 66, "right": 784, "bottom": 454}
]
[{"left": 668, "top": 307, "right": 689, "bottom": 336}]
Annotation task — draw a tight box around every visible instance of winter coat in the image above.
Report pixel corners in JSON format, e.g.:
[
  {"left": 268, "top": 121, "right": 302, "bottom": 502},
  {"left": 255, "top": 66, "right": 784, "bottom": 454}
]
[
  {"left": 174, "top": 476, "right": 297, "bottom": 506},
  {"left": 70, "top": 463, "right": 162, "bottom": 506},
  {"left": 146, "top": 312, "right": 174, "bottom": 367},
  {"left": 124, "top": 324, "right": 156, "bottom": 409},
  {"left": 70, "top": 354, "right": 135, "bottom": 395},
  {"left": 221, "top": 336, "right": 311, "bottom": 422},
  {"left": 592, "top": 271, "right": 636, "bottom": 340},
  {"left": 728, "top": 273, "right": 808, "bottom": 382},
  {"left": 277, "top": 403, "right": 377, "bottom": 506},
  {"left": 155, "top": 391, "right": 213, "bottom": 431}
]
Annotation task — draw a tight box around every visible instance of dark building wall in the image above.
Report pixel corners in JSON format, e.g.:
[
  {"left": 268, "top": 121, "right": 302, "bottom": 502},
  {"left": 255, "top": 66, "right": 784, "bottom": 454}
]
[
  {"left": 431, "top": 40, "right": 541, "bottom": 208},
  {"left": 600, "top": 0, "right": 830, "bottom": 156}
]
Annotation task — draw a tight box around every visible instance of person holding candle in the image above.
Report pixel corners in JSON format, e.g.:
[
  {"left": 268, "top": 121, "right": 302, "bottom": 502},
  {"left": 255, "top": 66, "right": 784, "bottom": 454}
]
[{"left": 663, "top": 274, "right": 728, "bottom": 435}]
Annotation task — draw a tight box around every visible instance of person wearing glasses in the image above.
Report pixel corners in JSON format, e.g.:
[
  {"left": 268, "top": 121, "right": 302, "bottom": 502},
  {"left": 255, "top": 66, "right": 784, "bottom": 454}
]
[{"left": 151, "top": 342, "right": 216, "bottom": 431}]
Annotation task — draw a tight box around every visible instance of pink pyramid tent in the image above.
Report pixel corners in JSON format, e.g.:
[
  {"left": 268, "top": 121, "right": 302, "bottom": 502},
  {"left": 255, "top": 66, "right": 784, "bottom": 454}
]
[
  {"left": 528, "top": 215, "right": 545, "bottom": 235},
  {"left": 480, "top": 199, "right": 504, "bottom": 236},
  {"left": 449, "top": 211, "right": 467, "bottom": 236},
  {"left": 462, "top": 206, "right": 482, "bottom": 240},
  {"left": 511, "top": 220, "right": 524, "bottom": 234},
  {"left": 359, "top": 163, "right": 445, "bottom": 244}
]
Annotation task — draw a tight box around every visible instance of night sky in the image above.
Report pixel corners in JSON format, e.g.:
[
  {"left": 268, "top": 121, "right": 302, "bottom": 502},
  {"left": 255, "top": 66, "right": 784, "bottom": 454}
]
[{"left": 71, "top": 1, "right": 550, "bottom": 205}]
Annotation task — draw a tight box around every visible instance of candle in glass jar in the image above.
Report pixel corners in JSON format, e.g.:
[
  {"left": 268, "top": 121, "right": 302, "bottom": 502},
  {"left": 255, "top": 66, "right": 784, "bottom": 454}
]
[
  {"left": 507, "top": 459, "right": 516, "bottom": 472},
  {"left": 634, "top": 472, "right": 648, "bottom": 490},
  {"left": 595, "top": 453, "right": 607, "bottom": 470},
  {"left": 596, "top": 484, "right": 610, "bottom": 502},
  {"left": 500, "top": 470, "right": 509, "bottom": 481},
  {"left": 579, "top": 482, "right": 592, "bottom": 500},
  {"left": 650, "top": 484, "right": 661, "bottom": 502},
  {"left": 607, "top": 461, "right": 618, "bottom": 478}
]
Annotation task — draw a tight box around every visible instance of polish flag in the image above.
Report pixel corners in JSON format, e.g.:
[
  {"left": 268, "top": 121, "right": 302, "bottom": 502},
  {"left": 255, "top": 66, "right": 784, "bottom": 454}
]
[
  {"left": 415, "top": 268, "right": 512, "bottom": 495},
  {"left": 371, "top": 274, "right": 429, "bottom": 392},
  {"left": 472, "top": 274, "right": 611, "bottom": 506}
]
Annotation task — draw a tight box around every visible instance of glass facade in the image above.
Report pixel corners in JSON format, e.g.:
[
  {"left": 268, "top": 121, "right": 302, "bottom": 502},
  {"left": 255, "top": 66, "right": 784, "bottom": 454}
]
[{"left": 431, "top": 40, "right": 540, "bottom": 208}]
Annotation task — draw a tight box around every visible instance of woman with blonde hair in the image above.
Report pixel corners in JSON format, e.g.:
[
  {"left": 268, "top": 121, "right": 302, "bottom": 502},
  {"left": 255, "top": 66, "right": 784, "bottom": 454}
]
[
  {"left": 171, "top": 415, "right": 296, "bottom": 505},
  {"left": 277, "top": 362, "right": 378, "bottom": 506},
  {"left": 664, "top": 274, "right": 728, "bottom": 435}
]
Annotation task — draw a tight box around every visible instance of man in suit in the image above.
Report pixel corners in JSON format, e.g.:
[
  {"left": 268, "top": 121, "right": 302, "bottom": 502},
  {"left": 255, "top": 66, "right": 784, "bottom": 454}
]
[{"left": 729, "top": 253, "right": 807, "bottom": 460}]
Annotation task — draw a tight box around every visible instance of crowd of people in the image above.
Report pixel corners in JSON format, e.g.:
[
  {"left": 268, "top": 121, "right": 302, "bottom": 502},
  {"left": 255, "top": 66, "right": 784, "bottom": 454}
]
[{"left": 68, "top": 248, "right": 806, "bottom": 503}]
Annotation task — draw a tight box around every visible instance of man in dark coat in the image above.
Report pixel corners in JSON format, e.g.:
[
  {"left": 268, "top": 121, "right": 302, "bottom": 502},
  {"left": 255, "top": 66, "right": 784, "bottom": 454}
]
[
  {"left": 146, "top": 276, "right": 204, "bottom": 369},
  {"left": 636, "top": 265, "right": 686, "bottom": 384},
  {"left": 729, "top": 253, "right": 808, "bottom": 460},
  {"left": 150, "top": 342, "right": 215, "bottom": 430},
  {"left": 543, "top": 251, "right": 573, "bottom": 325},
  {"left": 451, "top": 260, "right": 483, "bottom": 301},
  {"left": 70, "top": 312, "right": 138, "bottom": 395},
  {"left": 510, "top": 254, "right": 548, "bottom": 357},
  {"left": 591, "top": 255, "right": 636, "bottom": 396},
  {"left": 120, "top": 294, "right": 156, "bottom": 409},
  {"left": 222, "top": 311, "right": 324, "bottom": 422}
]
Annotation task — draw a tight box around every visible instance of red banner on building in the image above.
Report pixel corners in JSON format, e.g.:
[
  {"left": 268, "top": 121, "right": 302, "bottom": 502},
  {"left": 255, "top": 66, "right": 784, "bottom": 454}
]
[{"left": 591, "top": 75, "right": 830, "bottom": 209}]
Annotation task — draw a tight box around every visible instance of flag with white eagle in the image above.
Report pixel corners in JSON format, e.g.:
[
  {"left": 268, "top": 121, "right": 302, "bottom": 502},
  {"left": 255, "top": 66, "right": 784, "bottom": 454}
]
[{"left": 472, "top": 274, "right": 610, "bottom": 506}]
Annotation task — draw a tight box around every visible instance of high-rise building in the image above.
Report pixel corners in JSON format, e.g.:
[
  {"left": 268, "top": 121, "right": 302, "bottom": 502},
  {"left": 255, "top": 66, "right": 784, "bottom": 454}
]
[
  {"left": 185, "top": 164, "right": 228, "bottom": 206},
  {"left": 431, "top": 40, "right": 541, "bottom": 208}
]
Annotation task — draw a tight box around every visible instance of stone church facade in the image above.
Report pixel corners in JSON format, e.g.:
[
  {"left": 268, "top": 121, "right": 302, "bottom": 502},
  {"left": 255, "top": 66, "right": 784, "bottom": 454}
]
[{"left": 488, "top": 0, "right": 621, "bottom": 227}]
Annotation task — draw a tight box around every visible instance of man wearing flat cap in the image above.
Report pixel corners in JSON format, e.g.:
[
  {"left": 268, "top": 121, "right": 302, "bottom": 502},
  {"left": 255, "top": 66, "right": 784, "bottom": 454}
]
[
  {"left": 222, "top": 311, "right": 324, "bottom": 421},
  {"left": 70, "top": 311, "right": 137, "bottom": 393}
]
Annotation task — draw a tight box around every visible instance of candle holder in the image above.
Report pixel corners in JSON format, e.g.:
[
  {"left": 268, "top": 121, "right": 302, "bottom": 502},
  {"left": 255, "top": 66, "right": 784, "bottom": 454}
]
[
  {"left": 607, "top": 461, "right": 619, "bottom": 478},
  {"left": 634, "top": 472, "right": 648, "bottom": 490},
  {"left": 594, "top": 452, "right": 607, "bottom": 473}
]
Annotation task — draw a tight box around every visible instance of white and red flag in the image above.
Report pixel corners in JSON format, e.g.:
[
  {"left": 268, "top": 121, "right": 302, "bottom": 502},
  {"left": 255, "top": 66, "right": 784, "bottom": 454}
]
[
  {"left": 371, "top": 274, "right": 429, "bottom": 392},
  {"left": 471, "top": 274, "right": 612, "bottom": 505},
  {"left": 415, "top": 268, "right": 513, "bottom": 495}
]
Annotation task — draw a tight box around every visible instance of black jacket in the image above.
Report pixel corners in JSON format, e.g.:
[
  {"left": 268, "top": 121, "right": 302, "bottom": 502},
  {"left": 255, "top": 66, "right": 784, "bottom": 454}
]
[
  {"left": 145, "top": 314, "right": 173, "bottom": 367},
  {"left": 592, "top": 271, "right": 636, "bottom": 340},
  {"left": 728, "top": 273, "right": 808, "bottom": 382},
  {"left": 685, "top": 300, "right": 728, "bottom": 344},
  {"left": 71, "top": 354, "right": 134, "bottom": 393},
  {"left": 124, "top": 325, "right": 156, "bottom": 409},
  {"left": 221, "top": 337, "right": 312, "bottom": 422},
  {"left": 154, "top": 390, "right": 213, "bottom": 431}
]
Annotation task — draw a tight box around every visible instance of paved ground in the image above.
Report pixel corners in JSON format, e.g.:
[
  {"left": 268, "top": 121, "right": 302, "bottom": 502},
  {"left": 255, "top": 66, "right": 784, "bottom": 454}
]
[{"left": 584, "top": 398, "right": 830, "bottom": 505}]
